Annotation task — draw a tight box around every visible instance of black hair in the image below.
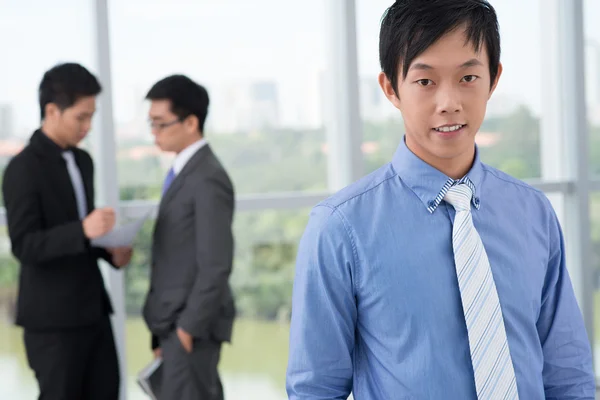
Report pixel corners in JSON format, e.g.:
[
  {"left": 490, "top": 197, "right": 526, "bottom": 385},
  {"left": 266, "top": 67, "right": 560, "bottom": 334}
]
[
  {"left": 39, "top": 62, "right": 102, "bottom": 119},
  {"left": 146, "top": 74, "right": 210, "bottom": 134},
  {"left": 379, "top": 0, "right": 501, "bottom": 95}
]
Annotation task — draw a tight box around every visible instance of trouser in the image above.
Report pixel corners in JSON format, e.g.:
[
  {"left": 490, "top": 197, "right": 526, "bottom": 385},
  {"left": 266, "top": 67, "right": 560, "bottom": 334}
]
[
  {"left": 23, "top": 316, "right": 120, "bottom": 400},
  {"left": 160, "top": 329, "right": 224, "bottom": 400}
]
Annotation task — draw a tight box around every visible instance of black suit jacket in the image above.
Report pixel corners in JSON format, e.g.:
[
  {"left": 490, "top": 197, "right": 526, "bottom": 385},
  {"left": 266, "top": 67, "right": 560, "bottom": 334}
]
[{"left": 2, "top": 130, "right": 115, "bottom": 330}]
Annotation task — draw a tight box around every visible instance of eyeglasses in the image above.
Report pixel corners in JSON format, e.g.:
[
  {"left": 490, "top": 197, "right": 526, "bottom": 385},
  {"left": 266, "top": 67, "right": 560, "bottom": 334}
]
[{"left": 149, "top": 119, "right": 181, "bottom": 131}]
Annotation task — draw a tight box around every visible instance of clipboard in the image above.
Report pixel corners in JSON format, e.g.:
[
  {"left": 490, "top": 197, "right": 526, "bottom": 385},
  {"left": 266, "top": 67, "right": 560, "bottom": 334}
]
[{"left": 137, "top": 358, "right": 163, "bottom": 399}]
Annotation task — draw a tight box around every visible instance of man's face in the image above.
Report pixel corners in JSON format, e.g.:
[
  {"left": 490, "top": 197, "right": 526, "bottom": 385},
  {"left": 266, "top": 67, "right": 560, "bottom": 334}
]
[
  {"left": 48, "top": 96, "right": 96, "bottom": 148},
  {"left": 380, "top": 27, "right": 502, "bottom": 174},
  {"left": 149, "top": 99, "right": 195, "bottom": 153}
]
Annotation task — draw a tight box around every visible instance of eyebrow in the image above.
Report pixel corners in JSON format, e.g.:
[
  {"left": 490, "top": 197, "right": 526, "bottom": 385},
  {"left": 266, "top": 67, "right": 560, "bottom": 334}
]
[
  {"left": 409, "top": 58, "right": 484, "bottom": 71},
  {"left": 460, "top": 59, "right": 484, "bottom": 68}
]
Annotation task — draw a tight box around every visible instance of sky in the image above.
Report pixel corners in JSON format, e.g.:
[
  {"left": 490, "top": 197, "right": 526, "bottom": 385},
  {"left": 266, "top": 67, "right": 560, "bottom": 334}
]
[{"left": 0, "top": 0, "right": 598, "bottom": 136}]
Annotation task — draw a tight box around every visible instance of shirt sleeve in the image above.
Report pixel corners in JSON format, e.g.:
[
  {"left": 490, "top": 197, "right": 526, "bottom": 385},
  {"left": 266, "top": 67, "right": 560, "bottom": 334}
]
[
  {"left": 286, "top": 205, "right": 357, "bottom": 400},
  {"left": 537, "top": 206, "right": 595, "bottom": 399}
]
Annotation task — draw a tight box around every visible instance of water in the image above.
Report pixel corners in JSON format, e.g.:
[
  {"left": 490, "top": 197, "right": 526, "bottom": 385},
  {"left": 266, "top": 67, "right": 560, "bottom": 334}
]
[{"left": 0, "top": 317, "right": 289, "bottom": 400}]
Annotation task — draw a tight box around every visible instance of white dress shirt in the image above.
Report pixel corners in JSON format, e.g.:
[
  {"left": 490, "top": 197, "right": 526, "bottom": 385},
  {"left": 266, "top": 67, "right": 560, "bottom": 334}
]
[
  {"left": 172, "top": 138, "right": 207, "bottom": 175},
  {"left": 62, "top": 150, "right": 88, "bottom": 220}
]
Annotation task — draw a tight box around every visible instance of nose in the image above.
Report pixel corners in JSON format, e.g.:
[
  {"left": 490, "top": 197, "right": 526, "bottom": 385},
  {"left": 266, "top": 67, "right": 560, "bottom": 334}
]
[{"left": 436, "top": 85, "right": 462, "bottom": 114}]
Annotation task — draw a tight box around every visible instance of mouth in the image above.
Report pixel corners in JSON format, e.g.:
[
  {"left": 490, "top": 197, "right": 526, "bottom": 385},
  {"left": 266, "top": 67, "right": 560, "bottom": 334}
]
[{"left": 432, "top": 124, "right": 466, "bottom": 136}]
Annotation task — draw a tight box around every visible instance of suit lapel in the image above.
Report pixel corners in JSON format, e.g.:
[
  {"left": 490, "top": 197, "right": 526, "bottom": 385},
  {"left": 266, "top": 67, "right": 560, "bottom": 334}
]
[
  {"left": 74, "top": 151, "right": 94, "bottom": 214},
  {"left": 29, "top": 131, "right": 91, "bottom": 220},
  {"left": 46, "top": 157, "right": 80, "bottom": 220},
  {"left": 159, "top": 145, "right": 211, "bottom": 212}
]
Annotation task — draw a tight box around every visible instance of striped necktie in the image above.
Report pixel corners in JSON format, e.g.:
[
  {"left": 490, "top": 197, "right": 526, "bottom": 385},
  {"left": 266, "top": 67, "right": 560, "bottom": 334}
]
[{"left": 444, "top": 184, "right": 519, "bottom": 399}]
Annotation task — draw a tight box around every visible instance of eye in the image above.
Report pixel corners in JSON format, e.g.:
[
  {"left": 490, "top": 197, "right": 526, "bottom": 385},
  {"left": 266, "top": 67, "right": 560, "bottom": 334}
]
[
  {"left": 416, "top": 79, "right": 434, "bottom": 86},
  {"left": 461, "top": 75, "right": 479, "bottom": 83}
]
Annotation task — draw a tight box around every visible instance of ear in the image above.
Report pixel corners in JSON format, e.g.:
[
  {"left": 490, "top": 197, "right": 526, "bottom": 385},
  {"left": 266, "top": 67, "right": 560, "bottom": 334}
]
[
  {"left": 378, "top": 71, "right": 402, "bottom": 110},
  {"left": 183, "top": 114, "right": 200, "bottom": 135},
  {"left": 45, "top": 103, "right": 60, "bottom": 119},
  {"left": 488, "top": 62, "right": 503, "bottom": 99}
]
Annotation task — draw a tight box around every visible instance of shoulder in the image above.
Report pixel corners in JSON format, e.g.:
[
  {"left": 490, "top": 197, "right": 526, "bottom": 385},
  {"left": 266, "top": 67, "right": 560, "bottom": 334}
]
[
  {"left": 197, "top": 146, "right": 234, "bottom": 190},
  {"left": 481, "top": 163, "right": 559, "bottom": 240},
  {"left": 2, "top": 147, "right": 39, "bottom": 196},
  {"left": 304, "top": 163, "right": 397, "bottom": 240},
  {"left": 4, "top": 146, "right": 35, "bottom": 178},
  {"left": 319, "top": 163, "right": 397, "bottom": 211},
  {"left": 482, "top": 163, "right": 552, "bottom": 207}
]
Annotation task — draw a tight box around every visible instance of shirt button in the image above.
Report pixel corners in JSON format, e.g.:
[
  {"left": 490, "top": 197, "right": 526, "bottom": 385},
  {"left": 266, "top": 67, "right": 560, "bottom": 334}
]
[
  {"left": 428, "top": 200, "right": 436, "bottom": 208},
  {"left": 474, "top": 197, "right": 480, "bottom": 206}
]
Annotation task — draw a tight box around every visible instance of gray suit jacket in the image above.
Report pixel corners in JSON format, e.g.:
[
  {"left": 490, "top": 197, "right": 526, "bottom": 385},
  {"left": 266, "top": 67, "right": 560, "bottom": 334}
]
[{"left": 143, "top": 144, "right": 235, "bottom": 346}]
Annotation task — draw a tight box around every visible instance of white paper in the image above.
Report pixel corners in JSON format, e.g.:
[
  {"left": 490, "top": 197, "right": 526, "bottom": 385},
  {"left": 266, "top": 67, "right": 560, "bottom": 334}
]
[
  {"left": 91, "top": 212, "right": 151, "bottom": 248},
  {"left": 137, "top": 357, "right": 162, "bottom": 400}
]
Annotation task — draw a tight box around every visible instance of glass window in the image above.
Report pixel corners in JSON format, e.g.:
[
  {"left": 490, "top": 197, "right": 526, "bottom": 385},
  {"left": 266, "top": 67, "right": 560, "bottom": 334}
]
[
  {"left": 124, "top": 208, "right": 307, "bottom": 399},
  {"left": 0, "top": 227, "right": 35, "bottom": 400},
  {"left": 585, "top": 0, "right": 600, "bottom": 175},
  {"left": 0, "top": 0, "right": 95, "bottom": 203},
  {"left": 356, "top": 0, "right": 543, "bottom": 179},
  {"left": 585, "top": 0, "right": 600, "bottom": 378},
  {"left": 589, "top": 193, "right": 600, "bottom": 376},
  {"left": 0, "top": 1, "right": 95, "bottom": 398},
  {"left": 109, "top": 0, "right": 330, "bottom": 201}
]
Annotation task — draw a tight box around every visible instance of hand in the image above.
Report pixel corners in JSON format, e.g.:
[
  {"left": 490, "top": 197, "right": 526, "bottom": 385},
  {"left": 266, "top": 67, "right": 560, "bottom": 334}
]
[
  {"left": 177, "top": 327, "right": 193, "bottom": 354},
  {"left": 108, "top": 247, "right": 133, "bottom": 267},
  {"left": 83, "top": 207, "right": 115, "bottom": 239},
  {"left": 153, "top": 348, "right": 162, "bottom": 359}
]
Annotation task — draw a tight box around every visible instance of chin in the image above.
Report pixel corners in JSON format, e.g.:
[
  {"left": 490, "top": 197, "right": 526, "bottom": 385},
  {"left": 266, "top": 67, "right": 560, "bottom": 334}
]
[{"left": 433, "top": 141, "right": 475, "bottom": 160}]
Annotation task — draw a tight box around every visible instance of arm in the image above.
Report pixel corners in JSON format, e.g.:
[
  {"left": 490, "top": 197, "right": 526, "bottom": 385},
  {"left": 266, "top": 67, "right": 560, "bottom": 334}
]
[
  {"left": 2, "top": 160, "right": 88, "bottom": 264},
  {"left": 93, "top": 247, "right": 116, "bottom": 267},
  {"left": 286, "top": 205, "right": 356, "bottom": 400},
  {"left": 177, "top": 176, "right": 234, "bottom": 338},
  {"left": 537, "top": 209, "right": 595, "bottom": 399},
  {"left": 77, "top": 151, "right": 118, "bottom": 268},
  {"left": 93, "top": 247, "right": 133, "bottom": 269}
]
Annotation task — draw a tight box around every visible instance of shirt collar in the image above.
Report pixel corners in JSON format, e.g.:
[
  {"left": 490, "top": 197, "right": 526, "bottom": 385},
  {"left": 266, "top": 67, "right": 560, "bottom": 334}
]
[
  {"left": 391, "top": 136, "right": 484, "bottom": 213},
  {"left": 30, "top": 129, "right": 72, "bottom": 159},
  {"left": 172, "top": 138, "right": 207, "bottom": 175}
]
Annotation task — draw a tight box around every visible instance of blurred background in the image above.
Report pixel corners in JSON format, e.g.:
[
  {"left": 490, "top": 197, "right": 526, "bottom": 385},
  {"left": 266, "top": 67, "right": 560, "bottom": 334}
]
[{"left": 0, "top": 0, "right": 599, "bottom": 398}]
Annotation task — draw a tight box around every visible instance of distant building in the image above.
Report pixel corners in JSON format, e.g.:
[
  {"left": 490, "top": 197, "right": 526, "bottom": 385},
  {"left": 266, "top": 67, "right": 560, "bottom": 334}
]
[
  {"left": 587, "top": 42, "right": 600, "bottom": 126},
  {"left": 209, "top": 80, "right": 281, "bottom": 133},
  {"left": 359, "top": 77, "right": 396, "bottom": 122},
  {"left": 249, "top": 81, "right": 280, "bottom": 130}
]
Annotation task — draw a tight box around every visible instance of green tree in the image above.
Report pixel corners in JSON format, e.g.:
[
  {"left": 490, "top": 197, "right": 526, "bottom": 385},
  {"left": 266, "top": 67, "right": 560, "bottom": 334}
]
[{"left": 4, "top": 107, "right": 600, "bottom": 322}]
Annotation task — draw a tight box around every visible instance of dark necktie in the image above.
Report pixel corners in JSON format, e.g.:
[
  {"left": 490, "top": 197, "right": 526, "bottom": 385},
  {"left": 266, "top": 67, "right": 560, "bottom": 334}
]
[{"left": 162, "top": 167, "right": 176, "bottom": 196}]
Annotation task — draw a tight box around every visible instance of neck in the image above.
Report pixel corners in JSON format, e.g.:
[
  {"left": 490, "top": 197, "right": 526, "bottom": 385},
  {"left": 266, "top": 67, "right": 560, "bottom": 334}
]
[
  {"left": 41, "top": 122, "right": 67, "bottom": 149},
  {"left": 434, "top": 157, "right": 474, "bottom": 180},
  {"left": 405, "top": 136, "right": 475, "bottom": 180},
  {"left": 176, "top": 136, "right": 203, "bottom": 155}
]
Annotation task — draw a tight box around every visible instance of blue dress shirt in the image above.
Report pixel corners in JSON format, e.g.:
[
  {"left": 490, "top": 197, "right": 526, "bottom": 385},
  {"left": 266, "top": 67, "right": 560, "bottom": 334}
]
[{"left": 286, "top": 138, "right": 595, "bottom": 399}]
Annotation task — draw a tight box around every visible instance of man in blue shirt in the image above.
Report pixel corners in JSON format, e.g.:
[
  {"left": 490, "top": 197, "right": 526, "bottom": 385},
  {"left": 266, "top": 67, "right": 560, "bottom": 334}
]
[{"left": 286, "top": 1, "right": 595, "bottom": 399}]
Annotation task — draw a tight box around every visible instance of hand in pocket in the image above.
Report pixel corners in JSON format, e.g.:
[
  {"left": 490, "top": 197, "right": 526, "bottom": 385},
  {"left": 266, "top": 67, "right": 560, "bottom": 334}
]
[{"left": 176, "top": 327, "right": 193, "bottom": 353}]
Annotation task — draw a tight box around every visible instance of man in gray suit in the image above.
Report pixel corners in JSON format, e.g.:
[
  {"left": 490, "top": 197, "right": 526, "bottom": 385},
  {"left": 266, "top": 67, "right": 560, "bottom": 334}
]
[{"left": 142, "top": 74, "right": 235, "bottom": 400}]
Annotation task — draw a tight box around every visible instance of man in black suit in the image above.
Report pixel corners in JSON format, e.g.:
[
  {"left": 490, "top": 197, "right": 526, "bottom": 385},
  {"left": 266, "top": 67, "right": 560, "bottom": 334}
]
[
  {"left": 142, "top": 75, "right": 235, "bottom": 400},
  {"left": 2, "top": 62, "right": 133, "bottom": 400}
]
